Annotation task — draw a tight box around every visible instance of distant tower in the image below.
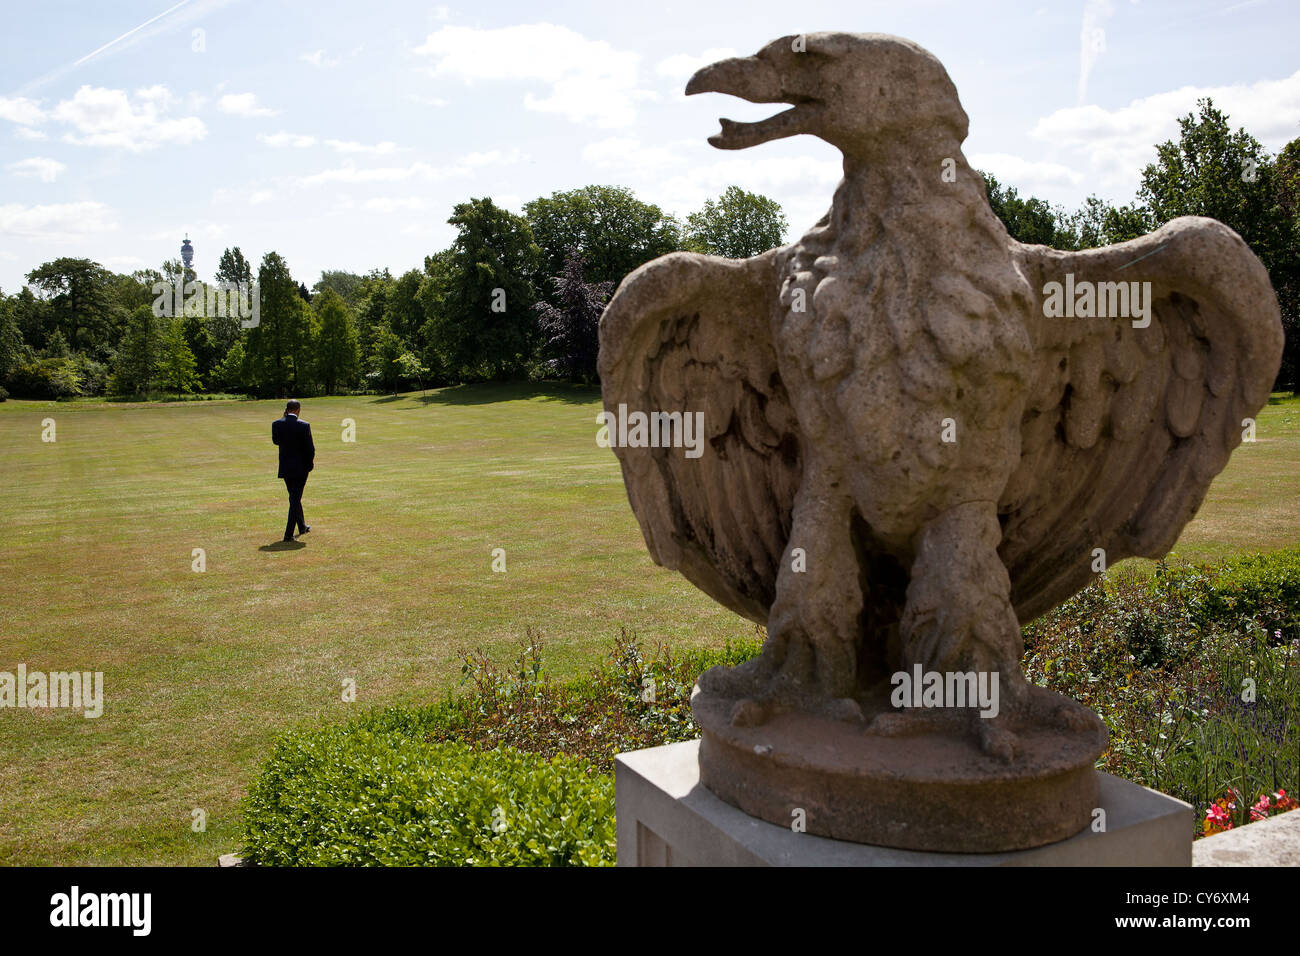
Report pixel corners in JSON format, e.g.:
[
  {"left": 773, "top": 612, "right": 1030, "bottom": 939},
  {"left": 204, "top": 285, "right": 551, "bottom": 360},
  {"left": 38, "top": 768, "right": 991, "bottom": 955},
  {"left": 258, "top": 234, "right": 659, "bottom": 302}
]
[{"left": 181, "top": 234, "right": 194, "bottom": 271}]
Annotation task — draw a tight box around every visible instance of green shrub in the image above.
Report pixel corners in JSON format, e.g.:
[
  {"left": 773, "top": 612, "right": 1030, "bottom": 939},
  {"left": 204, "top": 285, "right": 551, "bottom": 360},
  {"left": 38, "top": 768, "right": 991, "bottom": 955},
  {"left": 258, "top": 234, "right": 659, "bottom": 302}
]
[
  {"left": 8, "top": 357, "right": 82, "bottom": 398},
  {"left": 242, "top": 733, "right": 614, "bottom": 866}
]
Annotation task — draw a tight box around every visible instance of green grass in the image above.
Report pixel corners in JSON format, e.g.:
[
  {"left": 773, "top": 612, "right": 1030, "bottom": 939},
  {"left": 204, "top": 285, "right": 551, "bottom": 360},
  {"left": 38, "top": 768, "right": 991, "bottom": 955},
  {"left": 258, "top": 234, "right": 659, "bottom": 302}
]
[{"left": 0, "top": 386, "right": 1296, "bottom": 865}]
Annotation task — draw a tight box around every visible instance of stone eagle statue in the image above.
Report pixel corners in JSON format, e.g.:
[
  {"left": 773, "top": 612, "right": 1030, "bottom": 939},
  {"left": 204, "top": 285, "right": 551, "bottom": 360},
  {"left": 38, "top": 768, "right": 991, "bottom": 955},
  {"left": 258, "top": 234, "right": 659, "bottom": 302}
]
[{"left": 597, "top": 33, "right": 1283, "bottom": 850}]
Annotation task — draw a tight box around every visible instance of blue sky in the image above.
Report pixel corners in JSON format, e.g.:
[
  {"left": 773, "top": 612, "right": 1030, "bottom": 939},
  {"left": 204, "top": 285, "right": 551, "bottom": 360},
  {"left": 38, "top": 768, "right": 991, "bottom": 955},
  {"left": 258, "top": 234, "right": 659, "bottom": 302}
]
[{"left": 1, "top": 0, "right": 1297, "bottom": 291}]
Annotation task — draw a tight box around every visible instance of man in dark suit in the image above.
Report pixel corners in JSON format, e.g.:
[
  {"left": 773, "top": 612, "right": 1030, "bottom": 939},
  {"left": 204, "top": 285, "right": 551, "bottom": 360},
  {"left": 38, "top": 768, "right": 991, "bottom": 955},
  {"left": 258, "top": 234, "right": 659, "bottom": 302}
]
[{"left": 272, "top": 399, "right": 315, "bottom": 542}]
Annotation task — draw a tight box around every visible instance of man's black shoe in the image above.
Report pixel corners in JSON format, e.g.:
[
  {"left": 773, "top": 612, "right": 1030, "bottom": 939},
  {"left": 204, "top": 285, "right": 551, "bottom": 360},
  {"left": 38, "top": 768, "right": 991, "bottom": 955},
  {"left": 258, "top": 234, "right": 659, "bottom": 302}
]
[
  {"left": 298, "top": 526, "right": 310, "bottom": 535},
  {"left": 283, "top": 536, "right": 294, "bottom": 542}
]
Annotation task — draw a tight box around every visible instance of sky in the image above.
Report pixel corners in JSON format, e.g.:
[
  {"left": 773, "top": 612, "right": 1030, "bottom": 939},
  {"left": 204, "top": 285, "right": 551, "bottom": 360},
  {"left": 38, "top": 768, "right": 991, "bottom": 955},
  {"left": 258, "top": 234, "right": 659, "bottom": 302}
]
[{"left": 1, "top": 0, "right": 1298, "bottom": 292}]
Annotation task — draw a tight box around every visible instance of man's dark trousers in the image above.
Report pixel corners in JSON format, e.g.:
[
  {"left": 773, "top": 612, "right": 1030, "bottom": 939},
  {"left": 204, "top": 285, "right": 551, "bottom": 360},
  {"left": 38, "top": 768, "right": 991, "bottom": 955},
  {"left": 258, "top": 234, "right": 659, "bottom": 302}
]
[
  {"left": 283, "top": 474, "right": 308, "bottom": 540},
  {"left": 272, "top": 412, "right": 315, "bottom": 540}
]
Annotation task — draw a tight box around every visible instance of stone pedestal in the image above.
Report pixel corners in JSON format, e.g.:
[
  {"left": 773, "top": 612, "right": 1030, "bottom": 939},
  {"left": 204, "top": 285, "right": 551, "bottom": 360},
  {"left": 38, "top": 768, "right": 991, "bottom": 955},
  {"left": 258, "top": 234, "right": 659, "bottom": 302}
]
[{"left": 616, "top": 739, "right": 1193, "bottom": 866}]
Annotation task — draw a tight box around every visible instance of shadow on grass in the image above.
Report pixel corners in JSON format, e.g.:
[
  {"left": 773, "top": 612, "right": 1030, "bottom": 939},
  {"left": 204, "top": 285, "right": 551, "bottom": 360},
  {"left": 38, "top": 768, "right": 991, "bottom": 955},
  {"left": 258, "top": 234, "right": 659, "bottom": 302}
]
[
  {"left": 259, "top": 540, "right": 306, "bottom": 552},
  {"left": 358, "top": 381, "right": 598, "bottom": 408}
]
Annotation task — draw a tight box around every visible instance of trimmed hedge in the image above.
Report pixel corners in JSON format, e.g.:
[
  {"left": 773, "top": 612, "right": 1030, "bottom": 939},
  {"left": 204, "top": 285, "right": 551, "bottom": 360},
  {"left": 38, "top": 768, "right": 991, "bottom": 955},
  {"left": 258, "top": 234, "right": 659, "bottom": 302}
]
[{"left": 242, "top": 731, "right": 614, "bottom": 866}]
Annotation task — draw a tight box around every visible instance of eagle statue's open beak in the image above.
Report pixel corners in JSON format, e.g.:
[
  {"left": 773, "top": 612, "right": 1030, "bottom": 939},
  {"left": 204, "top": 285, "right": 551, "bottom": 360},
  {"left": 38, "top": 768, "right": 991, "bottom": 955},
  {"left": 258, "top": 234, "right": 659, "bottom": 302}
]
[{"left": 686, "top": 55, "right": 821, "bottom": 150}]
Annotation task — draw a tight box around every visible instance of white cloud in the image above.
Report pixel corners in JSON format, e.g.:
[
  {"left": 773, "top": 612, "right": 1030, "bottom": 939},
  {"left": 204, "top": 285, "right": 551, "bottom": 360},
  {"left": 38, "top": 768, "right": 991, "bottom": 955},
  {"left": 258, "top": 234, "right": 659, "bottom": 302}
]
[
  {"left": 15, "top": 127, "right": 48, "bottom": 141},
  {"left": 363, "top": 196, "right": 429, "bottom": 213},
  {"left": 52, "top": 85, "right": 205, "bottom": 151},
  {"left": 103, "top": 254, "right": 147, "bottom": 271},
  {"left": 297, "top": 149, "right": 524, "bottom": 187},
  {"left": 218, "top": 93, "right": 277, "bottom": 117},
  {"left": 300, "top": 49, "right": 340, "bottom": 68},
  {"left": 582, "top": 136, "right": 690, "bottom": 176},
  {"left": 412, "top": 23, "right": 650, "bottom": 128},
  {"left": 259, "top": 131, "right": 399, "bottom": 154},
  {"left": 7, "top": 157, "right": 67, "bottom": 183},
  {"left": 0, "top": 96, "right": 45, "bottom": 125},
  {"left": 1032, "top": 69, "right": 1300, "bottom": 196},
  {"left": 0, "top": 201, "right": 116, "bottom": 240},
  {"left": 654, "top": 48, "right": 737, "bottom": 82},
  {"left": 324, "top": 138, "right": 399, "bottom": 155},
  {"left": 259, "top": 130, "right": 318, "bottom": 148},
  {"left": 967, "top": 152, "right": 1084, "bottom": 190}
]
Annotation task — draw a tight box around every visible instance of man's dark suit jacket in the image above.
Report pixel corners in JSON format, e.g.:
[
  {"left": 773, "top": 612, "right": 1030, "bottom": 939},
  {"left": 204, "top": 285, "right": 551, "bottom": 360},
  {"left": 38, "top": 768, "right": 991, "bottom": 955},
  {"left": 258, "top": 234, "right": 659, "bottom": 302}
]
[{"left": 272, "top": 413, "right": 315, "bottom": 479}]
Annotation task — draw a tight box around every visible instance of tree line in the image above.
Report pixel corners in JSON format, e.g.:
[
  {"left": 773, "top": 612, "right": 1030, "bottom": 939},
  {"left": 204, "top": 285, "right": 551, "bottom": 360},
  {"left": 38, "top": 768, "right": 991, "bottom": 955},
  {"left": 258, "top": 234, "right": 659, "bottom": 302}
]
[
  {"left": 0, "top": 98, "right": 1295, "bottom": 400},
  {"left": 0, "top": 184, "right": 786, "bottom": 400}
]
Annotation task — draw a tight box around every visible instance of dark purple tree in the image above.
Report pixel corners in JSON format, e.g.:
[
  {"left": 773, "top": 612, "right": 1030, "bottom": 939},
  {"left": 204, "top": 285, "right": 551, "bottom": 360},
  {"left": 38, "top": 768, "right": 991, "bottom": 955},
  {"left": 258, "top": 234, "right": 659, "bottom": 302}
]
[{"left": 533, "top": 249, "right": 612, "bottom": 383}]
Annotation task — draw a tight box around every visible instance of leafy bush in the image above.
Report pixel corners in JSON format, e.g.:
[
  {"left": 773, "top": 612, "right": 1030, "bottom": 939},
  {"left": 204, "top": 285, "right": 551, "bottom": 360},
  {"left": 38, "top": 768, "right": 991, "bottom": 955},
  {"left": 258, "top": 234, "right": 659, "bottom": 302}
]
[
  {"left": 242, "top": 733, "right": 614, "bottom": 866},
  {"left": 241, "top": 630, "right": 759, "bottom": 865},
  {"left": 1024, "top": 553, "right": 1300, "bottom": 838},
  {"left": 8, "top": 357, "right": 82, "bottom": 398}
]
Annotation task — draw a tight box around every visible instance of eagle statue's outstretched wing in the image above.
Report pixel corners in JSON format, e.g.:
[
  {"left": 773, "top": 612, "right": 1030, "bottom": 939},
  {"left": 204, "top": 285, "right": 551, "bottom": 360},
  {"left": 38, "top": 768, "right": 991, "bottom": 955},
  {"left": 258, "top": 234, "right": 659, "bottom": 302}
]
[
  {"left": 1001, "top": 216, "right": 1285, "bottom": 622},
  {"left": 597, "top": 249, "right": 802, "bottom": 625}
]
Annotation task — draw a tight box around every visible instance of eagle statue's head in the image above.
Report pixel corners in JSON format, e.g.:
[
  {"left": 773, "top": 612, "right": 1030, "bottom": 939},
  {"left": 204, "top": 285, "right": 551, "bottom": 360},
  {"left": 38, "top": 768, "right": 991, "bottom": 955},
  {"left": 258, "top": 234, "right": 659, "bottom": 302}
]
[{"left": 686, "top": 32, "right": 969, "bottom": 154}]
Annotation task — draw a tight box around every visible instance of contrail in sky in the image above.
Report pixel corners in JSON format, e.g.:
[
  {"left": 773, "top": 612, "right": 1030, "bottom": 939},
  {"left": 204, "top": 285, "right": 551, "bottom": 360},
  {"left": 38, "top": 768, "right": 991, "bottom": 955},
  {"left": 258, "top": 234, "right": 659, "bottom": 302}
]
[{"left": 14, "top": 0, "right": 227, "bottom": 96}]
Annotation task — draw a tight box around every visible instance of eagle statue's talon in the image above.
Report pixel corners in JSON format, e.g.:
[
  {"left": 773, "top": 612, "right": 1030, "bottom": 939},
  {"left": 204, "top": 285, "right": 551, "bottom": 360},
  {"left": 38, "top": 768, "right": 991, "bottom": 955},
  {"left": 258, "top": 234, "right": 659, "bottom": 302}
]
[
  {"left": 821, "top": 696, "right": 864, "bottom": 723},
  {"left": 976, "top": 718, "right": 1020, "bottom": 764},
  {"left": 729, "top": 698, "right": 769, "bottom": 727}
]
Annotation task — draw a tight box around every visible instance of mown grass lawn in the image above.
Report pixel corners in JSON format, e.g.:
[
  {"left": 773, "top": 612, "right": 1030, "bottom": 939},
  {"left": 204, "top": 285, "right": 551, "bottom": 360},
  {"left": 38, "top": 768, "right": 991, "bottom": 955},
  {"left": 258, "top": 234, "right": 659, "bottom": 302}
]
[{"left": 0, "top": 386, "right": 1297, "bottom": 865}]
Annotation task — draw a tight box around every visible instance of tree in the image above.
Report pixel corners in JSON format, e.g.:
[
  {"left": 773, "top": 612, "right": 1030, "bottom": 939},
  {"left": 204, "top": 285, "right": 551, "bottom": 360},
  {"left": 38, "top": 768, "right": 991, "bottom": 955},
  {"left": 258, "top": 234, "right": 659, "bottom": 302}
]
[
  {"left": 979, "top": 173, "right": 1064, "bottom": 246},
  {"left": 215, "top": 247, "right": 253, "bottom": 288},
  {"left": 212, "top": 247, "right": 253, "bottom": 362},
  {"left": 25, "top": 258, "right": 115, "bottom": 358},
  {"left": 156, "top": 317, "right": 201, "bottom": 393},
  {"left": 108, "top": 305, "right": 164, "bottom": 395},
  {"left": 245, "top": 252, "right": 306, "bottom": 395},
  {"left": 685, "top": 186, "right": 788, "bottom": 258},
  {"left": 524, "top": 185, "right": 680, "bottom": 292},
  {"left": 354, "top": 269, "right": 393, "bottom": 362},
  {"left": 1139, "top": 99, "right": 1293, "bottom": 389},
  {"left": 211, "top": 340, "right": 247, "bottom": 393},
  {"left": 313, "top": 270, "right": 366, "bottom": 307},
  {"left": 533, "top": 249, "right": 611, "bottom": 382},
  {"left": 384, "top": 269, "right": 425, "bottom": 348},
  {"left": 0, "top": 292, "right": 25, "bottom": 386},
  {"left": 423, "top": 197, "right": 541, "bottom": 382},
  {"left": 367, "top": 326, "right": 406, "bottom": 394},
  {"left": 314, "top": 288, "right": 360, "bottom": 394}
]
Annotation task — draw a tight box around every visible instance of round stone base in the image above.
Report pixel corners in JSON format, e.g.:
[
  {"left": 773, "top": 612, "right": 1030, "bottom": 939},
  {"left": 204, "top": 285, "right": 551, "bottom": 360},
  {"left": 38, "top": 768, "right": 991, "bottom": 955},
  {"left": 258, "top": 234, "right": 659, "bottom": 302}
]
[{"left": 693, "top": 685, "right": 1108, "bottom": 853}]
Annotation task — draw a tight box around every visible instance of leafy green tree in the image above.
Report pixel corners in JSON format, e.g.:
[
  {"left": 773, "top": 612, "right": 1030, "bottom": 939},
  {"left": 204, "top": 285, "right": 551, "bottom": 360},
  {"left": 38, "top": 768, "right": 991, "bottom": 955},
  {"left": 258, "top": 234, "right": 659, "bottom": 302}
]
[
  {"left": 0, "top": 292, "right": 26, "bottom": 386},
  {"left": 25, "top": 258, "right": 115, "bottom": 358},
  {"left": 354, "top": 269, "right": 393, "bottom": 362},
  {"left": 211, "top": 340, "right": 247, "bottom": 393},
  {"left": 533, "top": 249, "right": 611, "bottom": 383},
  {"left": 157, "top": 317, "right": 201, "bottom": 393},
  {"left": 210, "top": 249, "right": 253, "bottom": 363},
  {"left": 245, "top": 252, "right": 303, "bottom": 395},
  {"left": 980, "top": 174, "right": 1064, "bottom": 246},
  {"left": 684, "top": 186, "right": 788, "bottom": 258},
  {"left": 108, "top": 305, "right": 164, "bottom": 395},
  {"left": 424, "top": 198, "right": 541, "bottom": 382},
  {"left": 314, "top": 288, "right": 360, "bottom": 394},
  {"left": 181, "top": 312, "right": 219, "bottom": 384},
  {"left": 385, "top": 269, "right": 426, "bottom": 349},
  {"left": 1139, "top": 99, "right": 1284, "bottom": 259},
  {"left": 215, "top": 247, "right": 252, "bottom": 288},
  {"left": 367, "top": 326, "right": 407, "bottom": 394},
  {"left": 10, "top": 286, "right": 53, "bottom": 351},
  {"left": 1139, "top": 99, "right": 1293, "bottom": 389},
  {"left": 524, "top": 185, "right": 680, "bottom": 292},
  {"left": 313, "top": 270, "right": 366, "bottom": 308}
]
